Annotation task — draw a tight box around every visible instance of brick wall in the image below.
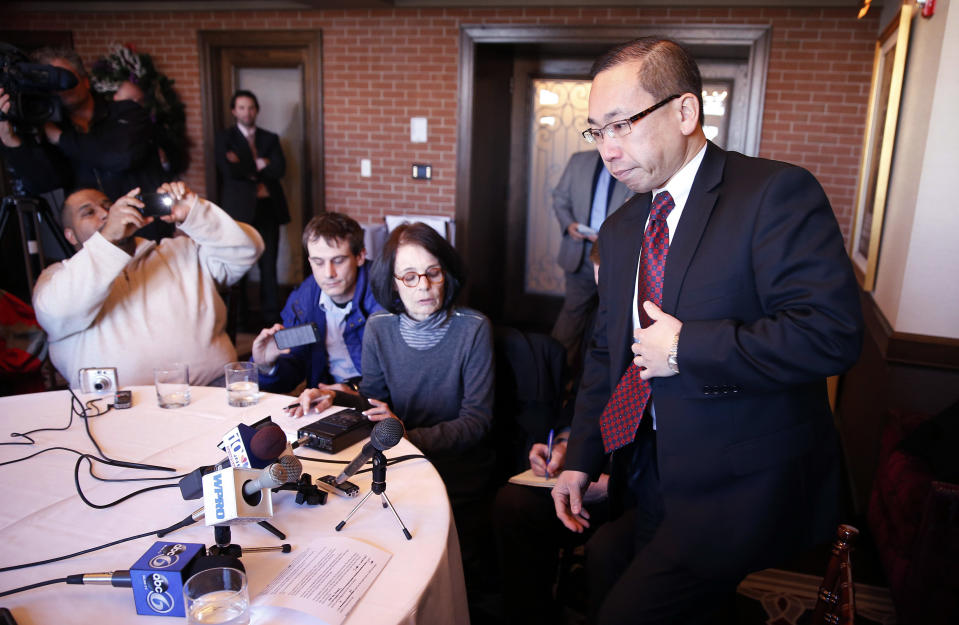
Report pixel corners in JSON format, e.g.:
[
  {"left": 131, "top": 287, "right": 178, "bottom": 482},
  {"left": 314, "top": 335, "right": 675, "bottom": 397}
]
[{"left": 4, "top": 6, "right": 879, "bottom": 240}]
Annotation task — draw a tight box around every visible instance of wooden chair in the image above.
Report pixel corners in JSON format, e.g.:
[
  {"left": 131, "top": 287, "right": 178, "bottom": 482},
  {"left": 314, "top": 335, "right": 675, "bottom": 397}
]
[{"left": 811, "top": 524, "right": 859, "bottom": 625}]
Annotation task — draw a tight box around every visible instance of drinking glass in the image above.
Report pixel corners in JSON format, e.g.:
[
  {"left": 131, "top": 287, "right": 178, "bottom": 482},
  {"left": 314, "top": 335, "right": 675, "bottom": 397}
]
[
  {"left": 154, "top": 363, "right": 190, "bottom": 408},
  {"left": 183, "top": 567, "right": 249, "bottom": 625},
  {"left": 224, "top": 362, "right": 258, "bottom": 407}
]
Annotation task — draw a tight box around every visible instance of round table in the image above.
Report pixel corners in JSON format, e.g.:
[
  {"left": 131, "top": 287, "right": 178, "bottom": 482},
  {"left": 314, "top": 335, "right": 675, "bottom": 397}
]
[{"left": 0, "top": 386, "right": 469, "bottom": 624}]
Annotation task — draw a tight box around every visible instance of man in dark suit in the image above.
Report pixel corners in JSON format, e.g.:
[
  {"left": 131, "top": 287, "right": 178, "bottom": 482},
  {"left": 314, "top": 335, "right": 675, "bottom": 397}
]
[
  {"left": 552, "top": 150, "right": 631, "bottom": 371},
  {"left": 551, "top": 38, "right": 863, "bottom": 624},
  {"left": 215, "top": 90, "right": 289, "bottom": 324}
]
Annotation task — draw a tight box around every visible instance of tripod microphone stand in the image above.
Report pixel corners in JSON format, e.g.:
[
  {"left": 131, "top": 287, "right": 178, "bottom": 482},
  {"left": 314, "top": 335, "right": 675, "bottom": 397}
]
[{"left": 335, "top": 450, "right": 412, "bottom": 540}]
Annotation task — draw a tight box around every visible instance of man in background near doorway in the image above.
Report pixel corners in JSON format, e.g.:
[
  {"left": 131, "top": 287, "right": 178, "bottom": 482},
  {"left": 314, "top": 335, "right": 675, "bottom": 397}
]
[
  {"left": 215, "top": 89, "right": 289, "bottom": 326},
  {"left": 551, "top": 150, "right": 631, "bottom": 372}
]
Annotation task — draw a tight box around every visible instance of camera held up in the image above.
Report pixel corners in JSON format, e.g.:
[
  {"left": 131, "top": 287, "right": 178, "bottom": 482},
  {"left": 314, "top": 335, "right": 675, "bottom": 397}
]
[{"left": 0, "top": 43, "right": 78, "bottom": 128}]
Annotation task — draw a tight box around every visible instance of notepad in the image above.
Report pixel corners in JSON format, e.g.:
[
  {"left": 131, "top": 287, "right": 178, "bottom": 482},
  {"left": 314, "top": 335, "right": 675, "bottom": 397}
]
[{"left": 508, "top": 468, "right": 558, "bottom": 488}]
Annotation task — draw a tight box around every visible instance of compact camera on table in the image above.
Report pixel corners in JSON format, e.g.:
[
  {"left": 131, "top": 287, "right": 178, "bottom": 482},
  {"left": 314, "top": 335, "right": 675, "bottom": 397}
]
[
  {"left": 77, "top": 367, "right": 131, "bottom": 408},
  {"left": 78, "top": 367, "right": 118, "bottom": 394}
]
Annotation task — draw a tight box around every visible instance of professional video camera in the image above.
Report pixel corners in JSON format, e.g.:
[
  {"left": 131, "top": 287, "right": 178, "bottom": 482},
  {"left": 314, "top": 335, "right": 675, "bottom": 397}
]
[{"left": 0, "top": 42, "right": 77, "bottom": 127}]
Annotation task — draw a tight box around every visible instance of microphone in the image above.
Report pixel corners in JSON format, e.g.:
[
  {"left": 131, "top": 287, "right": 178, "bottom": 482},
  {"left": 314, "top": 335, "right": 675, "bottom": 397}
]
[
  {"left": 220, "top": 423, "right": 287, "bottom": 469},
  {"left": 178, "top": 423, "right": 289, "bottom": 500},
  {"left": 199, "top": 456, "right": 303, "bottom": 526},
  {"left": 336, "top": 418, "right": 404, "bottom": 484},
  {"left": 65, "top": 541, "right": 206, "bottom": 617},
  {"left": 201, "top": 467, "right": 273, "bottom": 525},
  {"left": 242, "top": 455, "right": 303, "bottom": 498}
]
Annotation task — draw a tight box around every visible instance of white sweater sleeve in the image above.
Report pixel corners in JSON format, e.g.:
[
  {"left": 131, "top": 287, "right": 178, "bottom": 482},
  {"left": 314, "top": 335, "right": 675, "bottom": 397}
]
[
  {"left": 177, "top": 198, "right": 264, "bottom": 287},
  {"left": 32, "top": 232, "right": 132, "bottom": 342}
]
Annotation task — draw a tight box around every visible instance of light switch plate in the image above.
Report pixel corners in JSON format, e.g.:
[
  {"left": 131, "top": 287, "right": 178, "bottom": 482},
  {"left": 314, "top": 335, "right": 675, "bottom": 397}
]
[{"left": 410, "top": 117, "right": 427, "bottom": 143}]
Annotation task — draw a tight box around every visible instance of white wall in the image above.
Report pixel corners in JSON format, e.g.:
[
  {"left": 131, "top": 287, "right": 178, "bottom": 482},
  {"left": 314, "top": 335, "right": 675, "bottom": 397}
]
[{"left": 873, "top": 0, "right": 959, "bottom": 338}]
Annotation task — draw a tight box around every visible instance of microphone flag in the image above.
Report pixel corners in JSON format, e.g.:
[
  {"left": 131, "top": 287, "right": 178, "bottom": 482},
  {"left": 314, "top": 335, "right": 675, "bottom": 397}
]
[{"left": 201, "top": 467, "right": 273, "bottom": 525}]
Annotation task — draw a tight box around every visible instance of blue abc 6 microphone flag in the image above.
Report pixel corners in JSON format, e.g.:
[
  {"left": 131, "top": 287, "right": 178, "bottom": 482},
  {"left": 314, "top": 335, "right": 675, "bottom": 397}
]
[{"left": 130, "top": 542, "right": 205, "bottom": 617}]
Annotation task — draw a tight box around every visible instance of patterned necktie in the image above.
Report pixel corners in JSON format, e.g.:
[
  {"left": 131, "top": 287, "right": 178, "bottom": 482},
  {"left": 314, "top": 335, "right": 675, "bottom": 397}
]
[
  {"left": 246, "top": 129, "right": 269, "bottom": 198},
  {"left": 599, "top": 190, "right": 675, "bottom": 453}
]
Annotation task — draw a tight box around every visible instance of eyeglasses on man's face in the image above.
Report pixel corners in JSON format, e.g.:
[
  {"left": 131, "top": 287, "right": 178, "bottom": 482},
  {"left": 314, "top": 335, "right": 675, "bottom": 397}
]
[
  {"left": 395, "top": 266, "right": 445, "bottom": 288},
  {"left": 581, "top": 94, "right": 680, "bottom": 144}
]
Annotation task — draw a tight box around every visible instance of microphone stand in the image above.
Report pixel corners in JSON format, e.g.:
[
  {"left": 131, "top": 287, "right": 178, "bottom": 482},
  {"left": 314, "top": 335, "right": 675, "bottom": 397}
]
[
  {"left": 208, "top": 525, "right": 292, "bottom": 558},
  {"left": 335, "top": 450, "right": 412, "bottom": 540}
]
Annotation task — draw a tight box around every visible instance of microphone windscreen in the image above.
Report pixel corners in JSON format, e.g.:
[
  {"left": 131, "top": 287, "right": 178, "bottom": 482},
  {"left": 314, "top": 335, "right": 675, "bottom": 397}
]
[
  {"left": 250, "top": 424, "right": 287, "bottom": 461},
  {"left": 277, "top": 454, "right": 303, "bottom": 482},
  {"left": 370, "top": 418, "right": 405, "bottom": 451}
]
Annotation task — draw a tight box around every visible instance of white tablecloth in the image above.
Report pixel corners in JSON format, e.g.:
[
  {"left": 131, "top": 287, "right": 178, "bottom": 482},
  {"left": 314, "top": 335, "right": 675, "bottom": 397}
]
[{"left": 0, "top": 386, "right": 470, "bottom": 625}]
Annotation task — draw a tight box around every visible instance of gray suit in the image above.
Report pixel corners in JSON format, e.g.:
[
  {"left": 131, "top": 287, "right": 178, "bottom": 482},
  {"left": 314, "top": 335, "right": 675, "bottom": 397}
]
[{"left": 551, "top": 150, "right": 631, "bottom": 368}]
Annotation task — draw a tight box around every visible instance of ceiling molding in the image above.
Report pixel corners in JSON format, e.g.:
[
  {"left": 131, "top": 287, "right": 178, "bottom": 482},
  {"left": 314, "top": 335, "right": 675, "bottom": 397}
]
[{"left": 6, "top": 0, "right": 874, "bottom": 13}]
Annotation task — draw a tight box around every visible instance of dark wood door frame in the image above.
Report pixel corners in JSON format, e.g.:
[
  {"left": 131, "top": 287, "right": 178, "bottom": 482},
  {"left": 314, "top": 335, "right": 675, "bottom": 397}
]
[
  {"left": 455, "top": 25, "right": 770, "bottom": 315},
  {"left": 198, "top": 30, "right": 324, "bottom": 218}
]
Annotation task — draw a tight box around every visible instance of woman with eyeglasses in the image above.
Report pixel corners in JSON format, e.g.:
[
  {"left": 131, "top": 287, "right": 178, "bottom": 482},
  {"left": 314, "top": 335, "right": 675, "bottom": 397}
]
[
  {"left": 291, "top": 222, "right": 495, "bottom": 491},
  {"left": 294, "top": 222, "right": 496, "bottom": 616},
  {"left": 360, "top": 222, "right": 494, "bottom": 497},
  {"left": 364, "top": 222, "right": 496, "bottom": 613}
]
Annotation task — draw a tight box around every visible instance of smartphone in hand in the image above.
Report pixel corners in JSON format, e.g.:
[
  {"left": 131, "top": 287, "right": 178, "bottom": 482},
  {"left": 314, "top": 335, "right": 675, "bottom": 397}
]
[
  {"left": 136, "top": 192, "right": 174, "bottom": 217},
  {"left": 274, "top": 323, "right": 321, "bottom": 350}
]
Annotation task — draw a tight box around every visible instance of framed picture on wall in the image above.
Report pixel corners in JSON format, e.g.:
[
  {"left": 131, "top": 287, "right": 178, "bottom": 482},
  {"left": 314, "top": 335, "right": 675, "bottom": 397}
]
[{"left": 850, "top": 5, "right": 914, "bottom": 291}]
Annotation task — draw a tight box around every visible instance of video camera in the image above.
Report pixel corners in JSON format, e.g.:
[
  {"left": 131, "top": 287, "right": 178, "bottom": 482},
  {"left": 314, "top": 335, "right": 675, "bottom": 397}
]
[{"left": 0, "top": 43, "right": 77, "bottom": 127}]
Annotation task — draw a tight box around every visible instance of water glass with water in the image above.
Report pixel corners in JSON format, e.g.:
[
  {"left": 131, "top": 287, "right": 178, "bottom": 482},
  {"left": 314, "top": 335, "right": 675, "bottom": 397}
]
[
  {"left": 154, "top": 363, "right": 190, "bottom": 408},
  {"left": 183, "top": 566, "right": 250, "bottom": 625},
  {"left": 225, "top": 362, "right": 258, "bottom": 407}
]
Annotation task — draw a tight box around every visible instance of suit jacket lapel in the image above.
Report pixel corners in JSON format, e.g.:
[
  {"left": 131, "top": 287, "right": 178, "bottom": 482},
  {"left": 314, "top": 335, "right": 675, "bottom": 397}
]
[
  {"left": 661, "top": 142, "right": 725, "bottom": 316},
  {"left": 608, "top": 193, "right": 651, "bottom": 373},
  {"left": 232, "top": 126, "right": 255, "bottom": 160},
  {"left": 254, "top": 128, "right": 268, "bottom": 154},
  {"left": 609, "top": 179, "right": 632, "bottom": 214}
]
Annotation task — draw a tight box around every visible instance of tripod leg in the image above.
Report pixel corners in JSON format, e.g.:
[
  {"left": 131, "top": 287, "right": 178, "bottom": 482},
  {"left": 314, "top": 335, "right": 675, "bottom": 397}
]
[
  {"left": 380, "top": 492, "right": 413, "bottom": 541},
  {"left": 257, "top": 520, "right": 286, "bottom": 540},
  {"left": 335, "top": 489, "right": 376, "bottom": 532}
]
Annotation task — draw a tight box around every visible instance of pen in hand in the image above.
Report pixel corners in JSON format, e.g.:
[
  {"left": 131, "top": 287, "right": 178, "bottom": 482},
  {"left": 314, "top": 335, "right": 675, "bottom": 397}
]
[
  {"left": 284, "top": 393, "right": 332, "bottom": 412},
  {"left": 545, "top": 429, "right": 555, "bottom": 479}
]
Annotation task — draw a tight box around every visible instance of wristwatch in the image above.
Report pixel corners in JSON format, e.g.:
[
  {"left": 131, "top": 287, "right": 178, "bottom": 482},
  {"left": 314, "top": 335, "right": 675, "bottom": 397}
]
[{"left": 667, "top": 333, "right": 680, "bottom": 374}]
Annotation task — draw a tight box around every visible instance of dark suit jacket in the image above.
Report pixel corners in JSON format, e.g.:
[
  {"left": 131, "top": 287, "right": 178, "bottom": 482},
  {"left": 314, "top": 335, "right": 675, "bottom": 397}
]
[
  {"left": 552, "top": 150, "right": 632, "bottom": 273},
  {"left": 214, "top": 126, "right": 289, "bottom": 225},
  {"left": 566, "top": 142, "right": 863, "bottom": 579}
]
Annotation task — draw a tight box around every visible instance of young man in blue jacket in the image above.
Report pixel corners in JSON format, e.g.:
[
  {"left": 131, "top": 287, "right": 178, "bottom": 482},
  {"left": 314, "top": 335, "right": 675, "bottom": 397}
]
[{"left": 252, "top": 212, "right": 380, "bottom": 394}]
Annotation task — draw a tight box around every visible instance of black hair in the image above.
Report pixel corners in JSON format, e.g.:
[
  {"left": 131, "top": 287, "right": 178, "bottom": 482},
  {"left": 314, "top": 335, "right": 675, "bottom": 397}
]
[
  {"left": 230, "top": 89, "right": 259, "bottom": 110},
  {"left": 369, "top": 222, "right": 466, "bottom": 315},
  {"left": 591, "top": 37, "right": 704, "bottom": 126}
]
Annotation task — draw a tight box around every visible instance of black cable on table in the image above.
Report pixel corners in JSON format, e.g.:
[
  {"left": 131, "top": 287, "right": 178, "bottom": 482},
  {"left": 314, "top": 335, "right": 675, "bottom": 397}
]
[
  {"left": 0, "top": 577, "right": 70, "bottom": 598},
  {"left": 0, "top": 526, "right": 165, "bottom": 574},
  {"left": 69, "top": 389, "right": 173, "bottom": 473},
  {"left": 295, "top": 452, "right": 426, "bottom": 475},
  {"left": 73, "top": 454, "right": 179, "bottom": 509}
]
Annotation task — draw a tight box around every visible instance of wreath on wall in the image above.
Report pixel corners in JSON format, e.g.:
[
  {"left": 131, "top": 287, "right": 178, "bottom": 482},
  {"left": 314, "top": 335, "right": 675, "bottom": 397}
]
[{"left": 89, "top": 44, "right": 189, "bottom": 176}]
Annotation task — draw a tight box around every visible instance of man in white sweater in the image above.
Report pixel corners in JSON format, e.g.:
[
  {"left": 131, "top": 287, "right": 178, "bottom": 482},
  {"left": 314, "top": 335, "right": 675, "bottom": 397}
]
[{"left": 32, "top": 181, "right": 263, "bottom": 387}]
